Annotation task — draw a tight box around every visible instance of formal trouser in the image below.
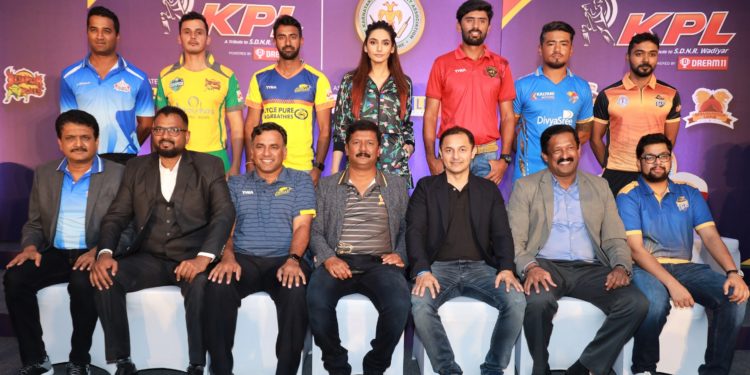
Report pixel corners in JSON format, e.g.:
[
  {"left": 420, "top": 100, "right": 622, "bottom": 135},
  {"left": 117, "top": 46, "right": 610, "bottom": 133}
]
[
  {"left": 3, "top": 249, "right": 96, "bottom": 366},
  {"left": 631, "top": 264, "right": 746, "bottom": 375},
  {"left": 523, "top": 259, "right": 648, "bottom": 375},
  {"left": 94, "top": 252, "right": 207, "bottom": 365},
  {"left": 411, "top": 260, "right": 526, "bottom": 375},
  {"left": 205, "top": 254, "right": 310, "bottom": 375},
  {"left": 601, "top": 169, "right": 640, "bottom": 197},
  {"left": 307, "top": 255, "right": 411, "bottom": 375}
]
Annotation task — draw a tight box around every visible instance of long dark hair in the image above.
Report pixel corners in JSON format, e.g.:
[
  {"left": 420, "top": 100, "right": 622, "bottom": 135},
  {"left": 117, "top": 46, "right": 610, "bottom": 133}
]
[{"left": 350, "top": 21, "right": 409, "bottom": 120}]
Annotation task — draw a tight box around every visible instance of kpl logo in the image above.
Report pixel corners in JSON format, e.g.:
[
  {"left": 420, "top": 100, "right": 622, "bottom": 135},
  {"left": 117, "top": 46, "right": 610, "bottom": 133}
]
[
  {"left": 615, "top": 11, "right": 734, "bottom": 46},
  {"left": 202, "top": 3, "right": 295, "bottom": 37}
]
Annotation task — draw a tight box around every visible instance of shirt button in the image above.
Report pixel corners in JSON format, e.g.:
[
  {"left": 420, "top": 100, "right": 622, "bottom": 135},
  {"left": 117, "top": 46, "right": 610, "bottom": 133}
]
[
  {"left": 166, "top": 220, "right": 171, "bottom": 223},
  {"left": 166, "top": 207, "right": 171, "bottom": 211},
  {"left": 166, "top": 232, "right": 171, "bottom": 237}
]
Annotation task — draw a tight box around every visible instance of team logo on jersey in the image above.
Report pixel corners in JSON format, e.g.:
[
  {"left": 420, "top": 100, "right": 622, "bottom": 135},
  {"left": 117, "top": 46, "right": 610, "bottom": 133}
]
[
  {"left": 683, "top": 88, "right": 737, "bottom": 129},
  {"left": 205, "top": 79, "right": 221, "bottom": 91},
  {"left": 294, "top": 84, "right": 311, "bottom": 93},
  {"left": 616, "top": 95, "right": 629, "bottom": 107},
  {"left": 170, "top": 77, "right": 184, "bottom": 92},
  {"left": 275, "top": 186, "right": 293, "bottom": 197},
  {"left": 485, "top": 66, "right": 498, "bottom": 78},
  {"left": 113, "top": 79, "right": 131, "bottom": 93},
  {"left": 236, "top": 89, "right": 243, "bottom": 103},
  {"left": 355, "top": 0, "right": 425, "bottom": 54},
  {"left": 3, "top": 66, "right": 46, "bottom": 104},
  {"left": 580, "top": 0, "right": 618, "bottom": 46},
  {"left": 567, "top": 91, "right": 579, "bottom": 104},
  {"left": 294, "top": 108, "right": 309, "bottom": 120},
  {"left": 160, "top": 0, "right": 194, "bottom": 34},
  {"left": 655, "top": 94, "right": 665, "bottom": 108},
  {"left": 676, "top": 196, "right": 689, "bottom": 211}
]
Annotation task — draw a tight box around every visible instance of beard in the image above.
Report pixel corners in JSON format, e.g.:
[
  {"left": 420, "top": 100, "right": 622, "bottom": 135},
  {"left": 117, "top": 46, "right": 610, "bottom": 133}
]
[
  {"left": 155, "top": 140, "right": 184, "bottom": 158},
  {"left": 630, "top": 63, "right": 654, "bottom": 78},
  {"left": 544, "top": 59, "right": 566, "bottom": 69},
  {"left": 643, "top": 168, "right": 669, "bottom": 183},
  {"left": 461, "top": 29, "right": 486, "bottom": 46},
  {"left": 278, "top": 47, "right": 300, "bottom": 60}
]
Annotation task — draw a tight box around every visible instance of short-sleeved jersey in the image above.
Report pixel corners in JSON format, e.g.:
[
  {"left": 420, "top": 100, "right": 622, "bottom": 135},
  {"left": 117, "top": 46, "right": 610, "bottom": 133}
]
[
  {"left": 594, "top": 74, "right": 681, "bottom": 172},
  {"left": 513, "top": 67, "right": 593, "bottom": 181},
  {"left": 156, "top": 53, "right": 244, "bottom": 153},
  {"left": 425, "top": 45, "right": 515, "bottom": 145},
  {"left": 616, "top": 176, "right": 714, "bottom": 260},
  {"left": 229, "top": 168, "right": 316, "bottom": 258},
  {"left": 246, "top": 64, "right": 335, "bottom": 171},
  {"left": 60, "top": 54, "right": 155, "bottom": 154}
]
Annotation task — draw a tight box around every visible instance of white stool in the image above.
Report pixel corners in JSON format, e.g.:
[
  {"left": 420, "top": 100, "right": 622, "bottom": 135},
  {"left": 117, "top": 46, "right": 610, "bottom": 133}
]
[
  {"left": 516, "top": 296, "right": 625, "bottom": 374},
  {"left": 311, "top": 293, "right": 405, "bottom": 374},
  {"left": 231, "top": 292, "right": 306, "bottom": 375},
  {"left": 412, "top": 296, "right": 516, "bottom": 374},
  {"left": 38, "top": 284, "right": 113, "bottom": 372}
]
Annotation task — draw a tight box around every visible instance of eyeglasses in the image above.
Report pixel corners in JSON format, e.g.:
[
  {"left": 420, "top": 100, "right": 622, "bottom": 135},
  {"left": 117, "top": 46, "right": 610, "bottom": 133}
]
[
  {"left": 152, "top": 127, "right": 187, "bottom": 136},
  {"left": 640, "top": 153, "right": 671, "bottom": 164}
]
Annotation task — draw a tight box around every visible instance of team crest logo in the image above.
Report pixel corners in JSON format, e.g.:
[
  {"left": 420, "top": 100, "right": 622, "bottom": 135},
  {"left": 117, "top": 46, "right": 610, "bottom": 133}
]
[
  {"left": 676, "top": 196, "right": 689, "bottom": 211},
  {"left": 275, "top": 186, "right": 293, "bottom": 197},
  {"left": 170, "top": 77, "right": 184, "bottom": 91},
  {"left": 3, "top": 66, "right": 46, "bottom": 104},
  {"left": 160, "top": 0, "right": 194, "bottom": 34},
  {"left": 567, "top": 91, "right": 579, "bottom": 104},
  {"left": 236, "top": 89, "right": 243, "bottom": 103},
  {"left": 616, "top": 95, "right": 629, "bottom": 107},
  {"left": 355, "top": 0, "right": 425, "bottom": 54},
  {"left": 683, "top": 88, "right": 737, "bottom": 129},
  {"left": 580, "top": 0, "right": 618, "bottom": 46},
  {"left": 485, "top": 66, "right": 498, "bottom": 78},
  {"left": 113, "top": 79, "right": 131, "bottom": 93},
  {"left": 655, "top": 94, "right": 665, "bottom": 108},
  {"left": 205, "top": 78, "right": 221, "bottom": 91},
  {"left": 294, "top": 83, "right": 311, "bottom": 93},
  {"left": 294, "top": 108, "right": 309, "bottom": 120}
]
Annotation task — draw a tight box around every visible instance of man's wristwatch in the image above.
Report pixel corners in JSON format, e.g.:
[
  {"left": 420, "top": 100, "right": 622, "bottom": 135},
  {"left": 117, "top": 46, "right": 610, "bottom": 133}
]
[
  {"left": 288, "top": 254, "right": 302, "bottom": 263},
  {"left": 312, "top": 161, "right": 325, "bottom": 171},
  {"left": 499, "top": 154, "right": 512, "bottom": 164},
  {"left": 727, "top": 269, "right": 744, "bottom": 278}
]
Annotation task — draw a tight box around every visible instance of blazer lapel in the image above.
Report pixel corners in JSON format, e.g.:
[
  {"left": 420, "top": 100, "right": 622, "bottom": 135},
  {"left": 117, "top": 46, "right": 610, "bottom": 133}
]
[
  {"left": 48, "top": 169, "right": 64, "bottom": 242},
  {"left": 577, "top": 173, "right": 597, "bottom": 241},
  {"left": 540, "top": 171, "right": 554, "bottom": 234},
  {"left": 437, "top": 173, "right": 452, "bottom": 233},
  {"left": 85, "top": 169, "right": 103, "bottom": 233},
  {"left": 467, "top": 175, "right": 482, "bottom": 239},
  {"left": 171, "top": 152, "right": 194, "bottom": 214}
]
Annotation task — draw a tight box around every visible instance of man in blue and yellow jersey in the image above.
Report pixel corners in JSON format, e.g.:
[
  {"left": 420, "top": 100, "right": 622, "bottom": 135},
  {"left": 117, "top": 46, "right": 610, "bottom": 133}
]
[
  {"left": 512, "top": 21, "right": 593, "bottom": 182},
  {"left": 156, "top": 12, "right": 245, "bottom": 176},
  {"left": 245, "top": 15, "right": 334, "bottom": 185}
]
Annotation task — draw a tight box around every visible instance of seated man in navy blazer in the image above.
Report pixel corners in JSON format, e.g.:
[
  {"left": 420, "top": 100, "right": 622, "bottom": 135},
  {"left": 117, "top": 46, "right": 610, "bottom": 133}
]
[
  {"left": 90, "top": 106, "right": 235, "bottom": 375},
  {"left": 408, "top": 126, "right": 525, "bottom": 375},
  {"left": 5, "top": 110, "right": 126, "bottom": 375}
]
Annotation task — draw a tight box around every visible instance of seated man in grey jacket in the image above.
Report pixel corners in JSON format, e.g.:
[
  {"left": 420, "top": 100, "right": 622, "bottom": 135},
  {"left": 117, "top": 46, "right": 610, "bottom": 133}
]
[
  {"left": 508, "top": 124, "right": 648, "bottom": 375},
  {"left": 307, "top": 120, "right": 411, "bottom": 375}
]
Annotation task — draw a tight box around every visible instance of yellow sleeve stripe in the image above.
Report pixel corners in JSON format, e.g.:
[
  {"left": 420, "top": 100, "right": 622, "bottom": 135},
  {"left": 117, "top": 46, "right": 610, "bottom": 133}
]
[
  {"left": 695, "top": 221, "right": 716, "bottom": 230},
  {"left": 576, "top": 116, "right": 594, "bottom": 124},
  {"left": 317, "top": 101, "right": 335, "bottom": 110},
  {"left": 665, "top": 118, "right": 681, "bottom": 123},
  {"left": 618, "top": 181, "right": 639, "bottom": 195},
  {"left": 300, "top": 209, "right": 317, "bottom": 218},
  {"left": 626, "top": 230, "right": 643, "bottom": 236},
  {"left": 245, "top": 100, "right": 262, "bottom": 109},
  {"left": 594, "top": 117, "right": 609, "bottom": 124}
]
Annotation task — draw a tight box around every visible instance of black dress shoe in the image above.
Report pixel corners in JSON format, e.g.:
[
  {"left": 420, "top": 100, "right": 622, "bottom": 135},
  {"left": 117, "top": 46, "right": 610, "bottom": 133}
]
[
  {"left": 187, "top": 364, "right": 205, "bottom": 375},
  {"left": 114, "top": 358, "right": 136, "bottom": 375}
]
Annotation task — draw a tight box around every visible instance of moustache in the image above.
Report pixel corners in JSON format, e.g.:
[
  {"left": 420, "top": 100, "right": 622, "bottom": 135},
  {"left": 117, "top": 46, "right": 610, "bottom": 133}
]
[
  {"left": 556, "top": 157, "right": 574, "bottom": 164},
  {"left": 159, "top": 140, "right": 175, "bottom": 146},
  {"left": 355, "top": 152, "right": 372, "bottom": 158},
  {"left": 70, "top": 147, "right": 87, "bottom": 152},
  {"left": 639, "top": 64, "right": 653, "bottom": 69}
]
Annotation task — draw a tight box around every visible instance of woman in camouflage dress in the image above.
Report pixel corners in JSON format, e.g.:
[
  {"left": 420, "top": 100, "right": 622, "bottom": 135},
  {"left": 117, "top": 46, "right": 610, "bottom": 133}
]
[{"left": 331, "top": 21, "right": 414, "bottom": 186}]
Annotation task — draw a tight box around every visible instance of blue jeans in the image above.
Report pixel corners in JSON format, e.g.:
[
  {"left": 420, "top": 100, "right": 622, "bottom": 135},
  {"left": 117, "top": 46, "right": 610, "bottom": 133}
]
[
  {"left": 631, "top": 263, "right": 746, "bottom": 375},
  {"left": 470, "top": 152, "right": 498, "bottom": 179},
  {"left": 411, "top": 261, "right": 526, "bottom": 375}
]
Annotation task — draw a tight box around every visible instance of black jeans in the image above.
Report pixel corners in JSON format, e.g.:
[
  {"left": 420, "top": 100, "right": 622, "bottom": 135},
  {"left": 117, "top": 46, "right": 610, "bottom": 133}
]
[
  {"left": 94, "top": 252, "right": 208, "bottom": 365},
  {"left": 204, "top": 254, "right": 310, "bottom": 375},
  {"left": 523, "top": 259, "right": 648, "bottom": 375},
  {"left": 307, "top": 254, "right": 410, "bottom": 375},
  {"left": 3, "top": 249, "right": 96, "bottom": 365}
]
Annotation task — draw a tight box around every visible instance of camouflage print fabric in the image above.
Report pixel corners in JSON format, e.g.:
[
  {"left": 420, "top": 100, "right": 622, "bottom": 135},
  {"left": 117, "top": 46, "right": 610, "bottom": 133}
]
[{"left": 333, "top": 73, "right": 414, "bottom": 187}]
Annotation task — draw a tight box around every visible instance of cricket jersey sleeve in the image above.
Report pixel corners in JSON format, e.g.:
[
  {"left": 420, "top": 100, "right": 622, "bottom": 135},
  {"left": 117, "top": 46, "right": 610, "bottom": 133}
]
[
  {"left": 245, "top": 74, "right": 262, "bottom": 109},
  {"left": 225, "top": 74, "right": 244, "bottom": 112},
  {"left": 314, "top": 73, "right": 335, "bottom": 111}
]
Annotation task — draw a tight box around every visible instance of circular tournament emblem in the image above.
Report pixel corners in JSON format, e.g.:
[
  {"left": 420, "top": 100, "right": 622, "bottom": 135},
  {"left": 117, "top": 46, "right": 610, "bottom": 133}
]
[
  {"left": 294, "top": 108, "right": 309, "bottom": 120},
  {"left": 355, "top": 0, "right": 425, "bottom": 54}
]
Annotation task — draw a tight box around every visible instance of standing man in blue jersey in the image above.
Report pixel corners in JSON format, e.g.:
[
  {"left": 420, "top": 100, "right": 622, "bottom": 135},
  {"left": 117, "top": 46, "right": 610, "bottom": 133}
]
[
  {"left": 60, "top": 6, "right": 155, "bottom": 165},
  {"left": 204, "top": 123, "right": 316, "bottom": 375},
  {"left": 512, "top": 21, "right": 593, "bottom": 182}
]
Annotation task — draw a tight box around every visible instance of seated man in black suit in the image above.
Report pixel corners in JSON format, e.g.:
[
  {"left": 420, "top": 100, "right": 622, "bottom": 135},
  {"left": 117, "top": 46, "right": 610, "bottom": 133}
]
[
  {"left": 90, "top": 106, "right": 235, "bottom": 375},
  {"left": 5, "top": 110, "right": 126, "bottom": 375}
]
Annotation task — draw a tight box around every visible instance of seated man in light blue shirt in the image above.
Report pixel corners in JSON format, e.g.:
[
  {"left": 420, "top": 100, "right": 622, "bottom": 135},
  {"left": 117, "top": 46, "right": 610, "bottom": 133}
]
[
  {"left": 508, "top": 124, "right": 647, "bottom": 375},
  {"left": 616, "top": 133, "right": 748, "bottom": 375},
  {"left": 4, "top": 110, "right": 127, "bottom": 375}
]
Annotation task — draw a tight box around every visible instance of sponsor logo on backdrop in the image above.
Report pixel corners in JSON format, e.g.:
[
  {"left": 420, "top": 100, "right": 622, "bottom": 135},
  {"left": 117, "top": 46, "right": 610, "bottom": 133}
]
[
  {"left": 253, "top": 47, "right": 279, "bottom": 61},
  {"left": 580, "top": 0, "right": 618, "bottom": 46},
  {"left": 677, "top": 56, "right": 728, "bottom": 71},
  {"left": 588, "top": 82, "right": 599, "bottom": 102},
  {"left": 161, "top": 0, "right": 195, "bottom": 34},
  {"left": 683, "top": 88, "right": 737, "bottom": 129},
  {"left": 355, "top": 0, "right": 425, "bottom": 54},
  {"left": 3, "top": 66, "right": 46, "bottom": 104},
  {"left": 615, "top": 11, "right": 734, "bottom": 46}
]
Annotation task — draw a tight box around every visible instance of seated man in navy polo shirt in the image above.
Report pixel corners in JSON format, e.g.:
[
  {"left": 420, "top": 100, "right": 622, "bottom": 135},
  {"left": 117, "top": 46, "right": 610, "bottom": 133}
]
[
  {"left": 616, "top": 133, "right": 748, "bottom": 375},
  {"left": 204, "top": 122, "right": 316, "bottom": 375}
]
